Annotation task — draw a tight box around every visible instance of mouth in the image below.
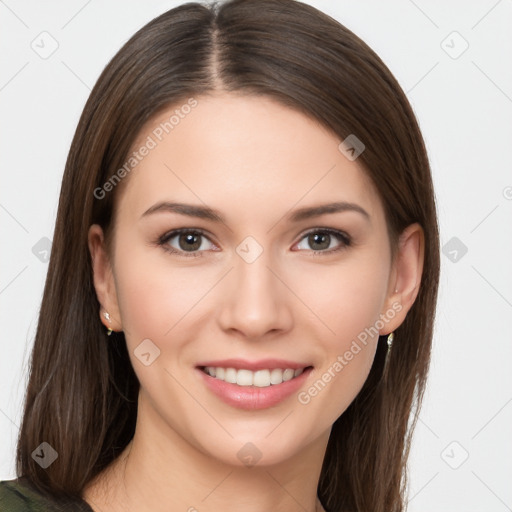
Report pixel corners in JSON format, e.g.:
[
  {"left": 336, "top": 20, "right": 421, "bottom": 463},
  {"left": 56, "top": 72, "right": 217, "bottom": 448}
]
[
  {"left": 199, "top": 366, "right": 312, "bottom": 387},
  {"left": 195, "top": 359, "right": 314, "bottom": 410}
]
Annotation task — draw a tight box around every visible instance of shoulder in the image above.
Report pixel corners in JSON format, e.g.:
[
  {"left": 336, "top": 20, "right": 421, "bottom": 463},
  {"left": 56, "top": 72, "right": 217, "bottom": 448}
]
[
  {"left": 0, "top": 478, "right": 35, "bottom": 511},
  {"left": 0, "top": 477, "right": 94, "bottom": 512}
]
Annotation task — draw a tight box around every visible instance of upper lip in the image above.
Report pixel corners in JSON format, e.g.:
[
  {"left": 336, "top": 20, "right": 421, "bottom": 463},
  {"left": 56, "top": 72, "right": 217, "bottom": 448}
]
[{"left": 196, "top": 358, "right": 312, "bottom": 371}]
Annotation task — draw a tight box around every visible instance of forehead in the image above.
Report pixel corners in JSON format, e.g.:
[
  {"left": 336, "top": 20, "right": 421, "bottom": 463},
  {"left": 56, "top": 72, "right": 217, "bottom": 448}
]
[{"left": 117, "top": 93, "right": 383, "bottom": 225}]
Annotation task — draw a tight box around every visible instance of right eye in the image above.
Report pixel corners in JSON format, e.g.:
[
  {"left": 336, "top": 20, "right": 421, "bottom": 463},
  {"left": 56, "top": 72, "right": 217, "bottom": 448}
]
[{"left": 158, "top": 229, "right": 217, "bottom": 258}]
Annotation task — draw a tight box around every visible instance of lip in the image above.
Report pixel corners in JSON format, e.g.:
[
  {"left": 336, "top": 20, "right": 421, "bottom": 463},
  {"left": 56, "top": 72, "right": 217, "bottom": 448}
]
[
  {"left": 195, "top": 358, "right": 310, "bottom": 371},
  {"left": 195, "top": 361, "right": 313, "bottom": 410}
]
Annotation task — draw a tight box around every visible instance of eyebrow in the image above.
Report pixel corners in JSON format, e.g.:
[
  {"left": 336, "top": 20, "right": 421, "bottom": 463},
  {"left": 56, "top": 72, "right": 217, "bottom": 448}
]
[{"left": 141, "top": 201, "right": 370, "bottom": 223}]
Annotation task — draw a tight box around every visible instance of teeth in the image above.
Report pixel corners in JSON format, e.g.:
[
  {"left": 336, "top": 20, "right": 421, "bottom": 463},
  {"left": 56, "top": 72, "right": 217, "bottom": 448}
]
[
  {"left": 237, "top": 369, "right": 253, "bottom": 386},
  {"left": 225, "top": 368, "right": 237, "bottom": 384},
  {"left": 269, "top": 368, "right": 283, "bottom": 385},
  {"left": 203, "top": 366, "right": 307, "bottom": 387},
  {"left": 283, "top": 369, "right": 295, "bottom": 381}
]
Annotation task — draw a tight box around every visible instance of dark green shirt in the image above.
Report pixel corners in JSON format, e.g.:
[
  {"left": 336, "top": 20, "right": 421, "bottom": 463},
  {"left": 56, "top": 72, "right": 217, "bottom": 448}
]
[{"left": 0, "top": 477, "right": 94, "bottom": 512}]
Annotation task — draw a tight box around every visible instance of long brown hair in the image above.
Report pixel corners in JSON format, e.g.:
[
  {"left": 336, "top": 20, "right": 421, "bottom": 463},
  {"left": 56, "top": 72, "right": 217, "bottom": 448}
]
[{"left": 15, "top": 1, "right": 440, "bottom": 510}]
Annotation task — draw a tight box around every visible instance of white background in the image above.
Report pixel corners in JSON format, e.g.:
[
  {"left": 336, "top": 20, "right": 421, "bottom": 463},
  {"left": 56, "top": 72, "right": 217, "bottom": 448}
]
[{"left": 1, "top": 1, "right": 511, "bottom": 511}]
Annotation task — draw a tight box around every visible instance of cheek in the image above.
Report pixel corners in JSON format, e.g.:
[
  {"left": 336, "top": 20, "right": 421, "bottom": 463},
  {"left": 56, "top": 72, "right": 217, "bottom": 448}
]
[
  {"left": 112, "top": 236, "right": 210, "bottom": 344},
  {"left": 292, "top": 250, "right": 390, "bottom": 345},
  {"left": 292, "top": 254, "right": 389, "bottom": 418}
]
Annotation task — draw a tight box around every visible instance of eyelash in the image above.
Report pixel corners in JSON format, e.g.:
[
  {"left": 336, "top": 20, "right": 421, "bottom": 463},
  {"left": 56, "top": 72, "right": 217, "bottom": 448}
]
[{"left": 157, "top": 227, "right": 352, "bottom": 258}]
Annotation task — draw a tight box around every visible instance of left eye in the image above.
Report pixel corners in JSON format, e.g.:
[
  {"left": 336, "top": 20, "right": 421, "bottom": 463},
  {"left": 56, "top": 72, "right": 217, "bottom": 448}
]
[{"left": 295, "top": 229, "right": 350, "bottom": 252}]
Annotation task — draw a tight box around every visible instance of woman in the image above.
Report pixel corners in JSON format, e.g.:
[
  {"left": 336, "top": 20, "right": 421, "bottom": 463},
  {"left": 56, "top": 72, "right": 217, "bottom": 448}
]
[{"left": 0, "top": 0, "right": 439, "bottom": 510}]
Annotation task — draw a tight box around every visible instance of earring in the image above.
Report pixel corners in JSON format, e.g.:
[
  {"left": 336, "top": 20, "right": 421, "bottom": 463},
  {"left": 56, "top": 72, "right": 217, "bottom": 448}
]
[
  {"left": 383, "top": 331, "right": 394, "bottom": 374},
  {"left": 103, "top": 311, "right": 113, "bottom": 336},
  {"left": 387, "top": 332, "right": 394, "bottom": 354}
]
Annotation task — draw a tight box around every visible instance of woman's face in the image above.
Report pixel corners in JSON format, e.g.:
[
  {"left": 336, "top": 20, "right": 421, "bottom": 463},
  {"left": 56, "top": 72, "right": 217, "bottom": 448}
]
[{"left": 90, "top": 92, "right": 417, "bottom": 467}]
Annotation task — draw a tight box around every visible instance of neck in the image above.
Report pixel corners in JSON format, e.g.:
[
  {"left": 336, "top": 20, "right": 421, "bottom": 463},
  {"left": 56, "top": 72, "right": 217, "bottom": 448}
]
[{"left": 83, "top": 390, "right": 329, "bottom": 512}]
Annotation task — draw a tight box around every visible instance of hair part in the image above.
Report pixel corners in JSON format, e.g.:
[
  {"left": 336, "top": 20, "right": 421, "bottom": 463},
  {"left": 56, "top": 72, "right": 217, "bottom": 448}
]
[{"left": 16, "top": 1, "right": 440, "bottom": 511}]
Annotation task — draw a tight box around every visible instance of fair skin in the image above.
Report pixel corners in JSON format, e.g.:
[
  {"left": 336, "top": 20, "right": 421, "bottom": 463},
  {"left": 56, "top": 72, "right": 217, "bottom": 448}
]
[{"left": 85, "top": 93, "right": 424, "bottom": 512}]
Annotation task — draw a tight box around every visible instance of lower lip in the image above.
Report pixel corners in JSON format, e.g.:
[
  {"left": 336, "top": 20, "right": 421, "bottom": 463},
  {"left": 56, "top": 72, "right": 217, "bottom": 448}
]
[{"left": 196, "top": 367, "right": 313, "bottom": 410}]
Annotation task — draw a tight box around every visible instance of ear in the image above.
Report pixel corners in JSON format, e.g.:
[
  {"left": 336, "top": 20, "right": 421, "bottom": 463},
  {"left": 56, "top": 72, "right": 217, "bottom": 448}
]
[
  {"left": 380, "top": 222, "right": 425, "bottom": 334},
  {"left": 88, "top": 224, "right": 122, "bottom": 333}
]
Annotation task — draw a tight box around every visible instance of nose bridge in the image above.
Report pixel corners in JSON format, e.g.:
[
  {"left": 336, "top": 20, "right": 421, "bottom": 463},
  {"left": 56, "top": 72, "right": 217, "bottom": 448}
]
[{"left": 217, "top": 245, "right": 292, "bottom": 338}]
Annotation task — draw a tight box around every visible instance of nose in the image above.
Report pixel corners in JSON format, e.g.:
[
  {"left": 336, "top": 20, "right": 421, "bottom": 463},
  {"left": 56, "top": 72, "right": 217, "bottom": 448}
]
[{"left": 216, "top": 250, "right": 294, "bottom": 341}]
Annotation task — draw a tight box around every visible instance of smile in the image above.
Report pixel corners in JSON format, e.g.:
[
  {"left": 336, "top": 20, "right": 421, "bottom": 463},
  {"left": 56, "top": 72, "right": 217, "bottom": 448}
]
[
  {"left": 196, "top": 358, "right": 314, "bottom": 409},
  {"left": 200, "top": 366, "right": 307, "bottom": 387}
]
